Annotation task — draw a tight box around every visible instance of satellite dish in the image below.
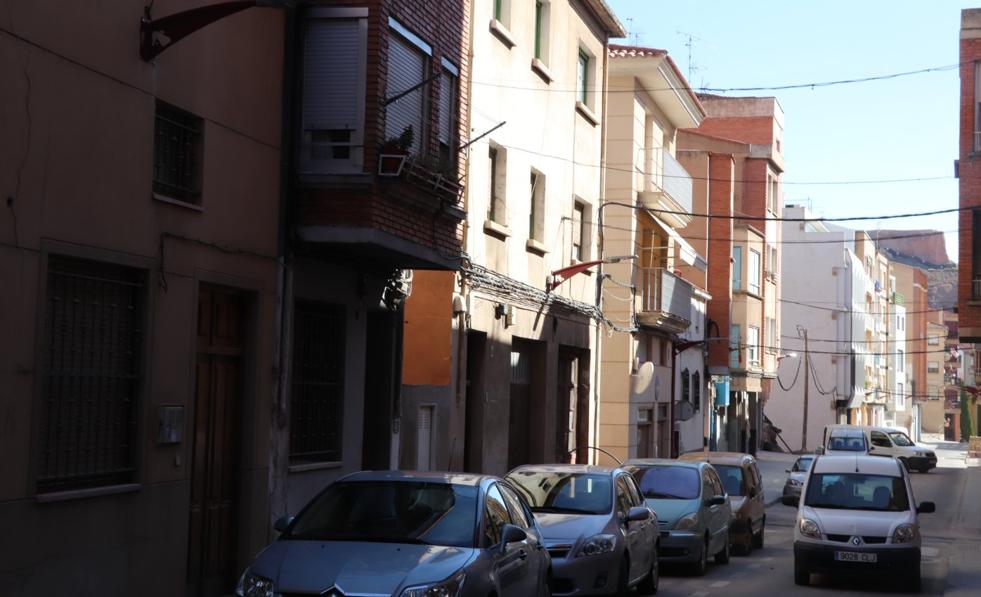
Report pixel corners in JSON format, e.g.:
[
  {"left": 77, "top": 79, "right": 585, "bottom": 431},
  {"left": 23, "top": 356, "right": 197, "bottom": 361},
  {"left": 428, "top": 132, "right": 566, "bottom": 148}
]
[
  {"left": 675, "top": 400, "right": 696, "bottom": 421},
  {"left": 632, "top": 361, "right": 655, "bottom": 394}
]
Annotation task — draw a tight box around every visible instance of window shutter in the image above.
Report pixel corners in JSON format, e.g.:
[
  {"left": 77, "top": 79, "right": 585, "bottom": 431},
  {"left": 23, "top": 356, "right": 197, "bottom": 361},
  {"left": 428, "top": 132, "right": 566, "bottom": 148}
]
[
  {"left": 438, "top": 71, "right": 456, "bottom": 146},
  {"left": 417, "top": 405, "right": 435, "bottom": 470},
  {"left": 386, "top": 34, "right": 426, "bottom": 154}
]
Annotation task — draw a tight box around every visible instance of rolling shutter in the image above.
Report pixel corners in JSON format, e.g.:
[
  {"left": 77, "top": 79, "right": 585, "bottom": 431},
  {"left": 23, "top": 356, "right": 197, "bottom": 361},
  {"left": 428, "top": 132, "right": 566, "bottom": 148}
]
[
  {"left": 386, "top": 33, "right": 426, "bottom": 154},
  {"left": 438, "top": 70, "right": 456, "bottom": 147}
]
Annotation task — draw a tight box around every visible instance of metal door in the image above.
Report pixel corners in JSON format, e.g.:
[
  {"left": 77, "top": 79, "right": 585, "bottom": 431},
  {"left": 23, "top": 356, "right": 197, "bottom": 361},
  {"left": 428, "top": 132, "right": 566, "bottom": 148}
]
[{"left": 188, "top": 286, "right": 244, "bottom": 596}]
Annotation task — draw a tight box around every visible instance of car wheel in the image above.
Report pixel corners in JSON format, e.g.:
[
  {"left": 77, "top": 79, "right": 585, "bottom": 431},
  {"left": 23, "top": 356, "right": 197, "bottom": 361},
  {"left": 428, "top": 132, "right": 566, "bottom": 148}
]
[
  {"left": 918, "top": 466, "right": 930, "bottom": 474},
  {"left": 794, "top": 559, "right": 809, "bottom": 586},
  {"left": 752, "top": 518, "right": 765, "bottom": 549},
  {"left": 637, "top": 546, "right": 659, "bottom": 594},
  {"left": 692, "top": 537, "right": 709, "bottom": 576},
  {"left": 616, "top": 556, "right": 630, "bottom": 596},
  {"left": 714, "top": 536, "right": 730, "bottom": 565},
  {"left": 905, "top": 565, "right": 922, "bottom": 593}
]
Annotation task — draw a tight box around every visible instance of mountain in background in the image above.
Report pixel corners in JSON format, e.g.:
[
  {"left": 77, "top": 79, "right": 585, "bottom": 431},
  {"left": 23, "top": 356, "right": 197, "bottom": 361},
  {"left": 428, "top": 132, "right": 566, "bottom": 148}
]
[{"left": 871, "top": 230, "right": 956, "bottom": 310}]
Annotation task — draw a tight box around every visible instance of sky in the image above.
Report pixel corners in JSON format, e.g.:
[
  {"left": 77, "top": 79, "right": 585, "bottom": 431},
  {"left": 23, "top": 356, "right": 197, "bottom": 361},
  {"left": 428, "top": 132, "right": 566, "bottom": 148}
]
[{"left": 606, "top": 0, "right": 972, "bottom": 263}]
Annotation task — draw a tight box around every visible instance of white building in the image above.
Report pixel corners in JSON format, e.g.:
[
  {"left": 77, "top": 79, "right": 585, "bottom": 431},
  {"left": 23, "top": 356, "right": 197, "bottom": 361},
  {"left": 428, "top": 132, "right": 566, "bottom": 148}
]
[{"left": 885, "top": 302, "right": 908, "bottom": 429}]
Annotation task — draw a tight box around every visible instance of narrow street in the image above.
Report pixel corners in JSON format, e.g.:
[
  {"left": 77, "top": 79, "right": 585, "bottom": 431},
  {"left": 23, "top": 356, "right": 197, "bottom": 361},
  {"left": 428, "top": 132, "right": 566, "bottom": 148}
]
[{"left": 651, "top": 445, "right": 981, "bottom": 596}]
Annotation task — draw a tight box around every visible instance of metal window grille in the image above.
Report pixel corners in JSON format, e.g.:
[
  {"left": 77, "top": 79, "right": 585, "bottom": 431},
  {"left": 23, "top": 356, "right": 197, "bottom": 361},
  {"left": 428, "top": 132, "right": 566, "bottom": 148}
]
[
  {"left": 290, "top": 302, "right": 345, "bottom": 464},
  {"left": 153, "top": 102, "right": 202, "bottom": 202},
  {"left": 38, "top": 256, "right": 145, "bottom": 493}
]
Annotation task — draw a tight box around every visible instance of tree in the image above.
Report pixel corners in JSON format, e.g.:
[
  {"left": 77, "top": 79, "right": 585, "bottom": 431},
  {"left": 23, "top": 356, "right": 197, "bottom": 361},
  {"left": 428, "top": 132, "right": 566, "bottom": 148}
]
[{"left": 960, "top": 390, "right": 975, "bottom": 441}]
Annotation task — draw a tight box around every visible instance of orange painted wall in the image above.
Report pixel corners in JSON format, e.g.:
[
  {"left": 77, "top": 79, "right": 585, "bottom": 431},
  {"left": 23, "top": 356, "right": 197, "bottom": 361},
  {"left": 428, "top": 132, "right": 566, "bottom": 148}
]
[{"left": 402, "top": 270, "right": 455, "bottom": 385}]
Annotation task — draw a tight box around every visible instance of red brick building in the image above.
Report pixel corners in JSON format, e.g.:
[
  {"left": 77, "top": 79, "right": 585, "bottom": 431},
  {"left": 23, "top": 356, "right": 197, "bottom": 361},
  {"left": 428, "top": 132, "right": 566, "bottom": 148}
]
[{"left": 959, "top": 8, "right": 981, "bottom": 341}]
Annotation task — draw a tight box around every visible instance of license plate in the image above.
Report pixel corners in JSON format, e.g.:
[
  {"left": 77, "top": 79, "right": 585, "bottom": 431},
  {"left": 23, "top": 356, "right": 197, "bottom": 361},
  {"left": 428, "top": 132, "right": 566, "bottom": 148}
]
[{"left": 835, "top": 551, "right": 877, "bottom": 563}]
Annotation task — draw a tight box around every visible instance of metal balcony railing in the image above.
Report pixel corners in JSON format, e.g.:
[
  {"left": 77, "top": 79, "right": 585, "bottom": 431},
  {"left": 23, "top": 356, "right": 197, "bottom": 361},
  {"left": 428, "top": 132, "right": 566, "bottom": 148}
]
[{"left": 638, "top": 267, "right": 692, "bottom": 329}]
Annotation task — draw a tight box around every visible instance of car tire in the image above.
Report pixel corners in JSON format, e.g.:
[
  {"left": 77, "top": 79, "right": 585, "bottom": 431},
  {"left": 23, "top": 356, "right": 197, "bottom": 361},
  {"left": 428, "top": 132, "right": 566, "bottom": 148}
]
[
  {"left": 906, "top": 566, "right": 922, "bottom": 593},
  {"left": 794, "top": 560, "right": 809, "bottom": 586},
  {"left": 752, "top": 518, "right": 765, "bottom": 549},
  {"left": 637, "top": 546, "right": 659, "bottom": 595},
  {"left": 692, "top": 537, "right": 709, "bottom": 576},
  {"left": 715, "top": 536, "right": 730, "bottom": 565}
]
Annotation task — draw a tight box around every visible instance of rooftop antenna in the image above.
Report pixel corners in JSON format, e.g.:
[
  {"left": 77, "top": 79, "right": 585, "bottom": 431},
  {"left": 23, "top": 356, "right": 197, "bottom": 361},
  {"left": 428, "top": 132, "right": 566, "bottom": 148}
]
[
  {"left": 677, "top": 30, "right": 701, "bottom": 84},
  {"left": 626, "top": 17, "right": 642, "bottom": 45}
]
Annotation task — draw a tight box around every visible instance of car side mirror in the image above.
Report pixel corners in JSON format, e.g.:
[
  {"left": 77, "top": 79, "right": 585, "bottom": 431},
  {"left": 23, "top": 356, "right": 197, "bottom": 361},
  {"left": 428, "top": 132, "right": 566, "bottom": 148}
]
[
  {"left": 815, "top": 446, "right": 825, "bottom": 455},
  {"left": 626, "top": 506, "right": 651, "bottom": 522},
  {"left": 707, "top": 495, "right": 726, "bottom": 506},
  {"left": 748, "top": 487, "right": 758, "bottom": 498},
  {"left": 501, "top": 523, "right": 528, "bottom": 548},
  {"left": 781, "top": 496, "right": 799, "bottom": 507},
  {"left": 785, "top": 468, "right": 791, "bottom": 473},
  {"left": 274, "top": 515, "right": 294, "bottom": 533},
  {"left": 917, "top": 501, "right": 936, "bottom": 514}
]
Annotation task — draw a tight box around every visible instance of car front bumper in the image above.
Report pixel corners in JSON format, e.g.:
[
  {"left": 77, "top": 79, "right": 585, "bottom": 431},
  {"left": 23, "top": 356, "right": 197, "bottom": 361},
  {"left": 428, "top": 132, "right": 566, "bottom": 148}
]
[
  {"left": 794, "top": 541, "right": 920, "bottom": 576},
  {"left": 657, "top": 530, "right": 703, "bottom": 563},
  {"left": 908, "top": 455, "right": 937, "bottom": 471},
  {"left": 549, "top": 549, "right": 623, "bottom": 596}
]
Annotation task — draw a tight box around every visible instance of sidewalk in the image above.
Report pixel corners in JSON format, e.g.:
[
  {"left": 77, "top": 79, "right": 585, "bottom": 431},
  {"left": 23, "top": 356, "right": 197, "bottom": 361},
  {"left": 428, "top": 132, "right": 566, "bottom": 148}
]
[
  {"left": 918, "top": 432, "right": 980, "bottom": 468},
  {"left": 754, "top": 449, "right": 801, "bottom": 506}
]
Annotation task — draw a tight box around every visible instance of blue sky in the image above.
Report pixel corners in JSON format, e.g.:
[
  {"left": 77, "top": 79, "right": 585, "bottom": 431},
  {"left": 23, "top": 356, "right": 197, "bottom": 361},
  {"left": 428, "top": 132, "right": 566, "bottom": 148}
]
[{"left": 606, "top": 1, "right": 971, "bottom": 263}]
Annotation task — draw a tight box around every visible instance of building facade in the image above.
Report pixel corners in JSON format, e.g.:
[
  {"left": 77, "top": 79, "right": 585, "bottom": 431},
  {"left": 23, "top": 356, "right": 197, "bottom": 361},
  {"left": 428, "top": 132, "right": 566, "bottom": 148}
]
[{"left": 959, "top": 8, "right": 981, "bottom": 342}]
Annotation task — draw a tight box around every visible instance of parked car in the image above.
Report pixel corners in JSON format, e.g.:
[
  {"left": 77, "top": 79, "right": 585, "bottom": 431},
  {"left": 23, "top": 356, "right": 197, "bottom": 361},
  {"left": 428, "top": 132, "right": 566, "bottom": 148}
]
[
  {"left": 819, "top": 425, "right": 937, "bottom": 472},
  {"left": 680, "top": 452, "right": 766, "bottom": 554},
  {"left": 506, "top": 464, "right": 659, "bottom": 596},
  {"left": 790, "top": 454, "right": 936, "bottom": 590},
  {"left": 235, "top": 471, "right": 551, "bottom": 597},
  {"left": 781, "top": 454, "right": 815, "bottom": 505},
  {"left": 623, "top": 459, "right": 731, "bottom": 575}
]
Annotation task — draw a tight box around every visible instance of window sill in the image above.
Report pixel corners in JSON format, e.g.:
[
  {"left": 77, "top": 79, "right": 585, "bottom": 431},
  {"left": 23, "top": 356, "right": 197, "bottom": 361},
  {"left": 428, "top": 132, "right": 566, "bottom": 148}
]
[
  {"left": 289, "top": 460, "right": 343, "bottom": 473},
  {"left": 35, "top": 483, "right": 141, "bottom": 503},
  {"left": 153, "top": 192, "right": 203, "bottom": 212},
  {"left": 489, "top": 19, "right": 516, "bottom": 48},
  {"left": 484, "top": 219, "right": 511, "bottom": 239},
  {"left": 531, "top": 58, "right": 553, "bottom": 84},
  {"left": 575, "top": 101, "right": 598, "bottom": 127},
  {"left": 526, "top": 238, "right": 548, "bottom": 255}
]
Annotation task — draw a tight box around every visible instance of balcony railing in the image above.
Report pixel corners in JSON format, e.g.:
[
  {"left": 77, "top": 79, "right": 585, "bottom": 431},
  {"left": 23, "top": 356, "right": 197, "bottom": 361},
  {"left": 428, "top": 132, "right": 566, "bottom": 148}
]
[
  {"left": 659, "top": 151, "right": 693, "bottom": 214},
  {"left": 637, "top": 267, "right": 692, "bottom": 333}
]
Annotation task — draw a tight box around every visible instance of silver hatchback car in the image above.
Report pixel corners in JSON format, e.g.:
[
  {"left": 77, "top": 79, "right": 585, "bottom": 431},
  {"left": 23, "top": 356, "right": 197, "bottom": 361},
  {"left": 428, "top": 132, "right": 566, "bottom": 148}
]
[{"left": 236, "top": 471, "right": 551, "bottom": 597}]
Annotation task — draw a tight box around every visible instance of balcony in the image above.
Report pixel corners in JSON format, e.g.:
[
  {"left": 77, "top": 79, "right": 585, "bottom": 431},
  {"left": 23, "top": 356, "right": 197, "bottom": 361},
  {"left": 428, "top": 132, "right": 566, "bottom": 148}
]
[
  {"left": 638, "top": 150, "right": 693, "bottom": 228},
  {"left": 637, "top": 268, "right": 692, "bottom": 334}
]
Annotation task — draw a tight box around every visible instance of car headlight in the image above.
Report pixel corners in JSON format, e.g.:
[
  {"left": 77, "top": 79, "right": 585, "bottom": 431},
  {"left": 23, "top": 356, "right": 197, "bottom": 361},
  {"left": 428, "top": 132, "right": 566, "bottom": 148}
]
[
  {"left": 576, "top": 534, "right": 616, "bottom": 557},
  {"left": 798, "top": 518, "right": 821, "bottom": 539},
  {"left": 892, "top": 523, "right": 918, "bottom": 544},
  {"left": 787, "top": 479, "right": 802, "bottom": 487},
  {"left": 235, "top": 570, "right": 274, "bottom": 597},
  {"left": 400, "top": 570, "right": 466, "bottom": 597},
  {"left": 673, "top": 512, "right": 699, "bottom": 531}
]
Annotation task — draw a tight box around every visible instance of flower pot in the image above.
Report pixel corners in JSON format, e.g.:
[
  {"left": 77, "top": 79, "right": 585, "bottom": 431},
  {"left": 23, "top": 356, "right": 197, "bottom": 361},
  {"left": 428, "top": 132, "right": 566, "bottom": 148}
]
[{"left": 378, "top": 153, "right": 407, "bottom": 176}]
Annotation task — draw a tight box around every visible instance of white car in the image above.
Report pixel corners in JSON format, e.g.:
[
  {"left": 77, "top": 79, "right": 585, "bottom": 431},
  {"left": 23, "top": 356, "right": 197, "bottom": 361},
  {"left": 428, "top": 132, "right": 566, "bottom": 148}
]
[
  {"left": 818, "top": 425, "right": 937, "bottom": 472},
  {"left": 792, "top": 454, "right": 935, "bottom": 591}
]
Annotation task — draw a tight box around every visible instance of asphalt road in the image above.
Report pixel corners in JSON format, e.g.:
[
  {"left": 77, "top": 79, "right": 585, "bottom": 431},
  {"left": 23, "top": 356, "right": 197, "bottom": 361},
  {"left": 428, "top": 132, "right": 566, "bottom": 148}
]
[{"left": 643, "top": 463, "right": 981, "bottom": 596}]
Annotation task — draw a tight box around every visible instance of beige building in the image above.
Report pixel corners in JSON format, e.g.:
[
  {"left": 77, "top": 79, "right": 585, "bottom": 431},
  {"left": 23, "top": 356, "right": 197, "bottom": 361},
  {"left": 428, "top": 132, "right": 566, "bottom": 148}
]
[
  {"left": 598, "top": 45, "right": 707, "bottom": 462},
  {"left": 852, "top": 232, "right": 892, "bottom": 426},
  {"left": 922, "top": 319, "right": 949, "bottom": 433},
  {"left": 453, "top": 0, "right": 625, "bottom": 473}
]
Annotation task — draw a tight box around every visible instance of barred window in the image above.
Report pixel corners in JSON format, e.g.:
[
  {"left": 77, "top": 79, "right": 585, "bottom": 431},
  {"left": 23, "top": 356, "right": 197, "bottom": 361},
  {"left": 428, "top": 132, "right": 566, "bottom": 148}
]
[
  {"left": 290, "top": 302, "right": 346, "bottom": 464},
  {"left": 153, "top": 101, "right": 203, "bottom": 202},
  {"left": 38, "top": 256, "right": 145, "bottom": 493}
]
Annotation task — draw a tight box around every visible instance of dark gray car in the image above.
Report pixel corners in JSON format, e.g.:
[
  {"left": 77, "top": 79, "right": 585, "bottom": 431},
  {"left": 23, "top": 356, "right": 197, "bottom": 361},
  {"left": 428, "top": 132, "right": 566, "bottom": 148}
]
[{"left": 236, "top": 471, "right": 550, "bottom": 597}]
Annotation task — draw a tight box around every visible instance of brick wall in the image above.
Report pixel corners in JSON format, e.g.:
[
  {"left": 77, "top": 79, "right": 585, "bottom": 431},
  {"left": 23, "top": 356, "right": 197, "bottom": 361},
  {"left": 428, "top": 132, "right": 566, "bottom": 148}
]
[
  {"left": 738, "top": 158, "right": 768, "bottom": 220},
  {"left": 696, "top": 116, "right": 774, "bottom": 146},
  {"left": 707, "top": 153, "right": 735, "bottom": 369},
  {"left": 959, "top": 37, "right": 981, "bottom": 334}
]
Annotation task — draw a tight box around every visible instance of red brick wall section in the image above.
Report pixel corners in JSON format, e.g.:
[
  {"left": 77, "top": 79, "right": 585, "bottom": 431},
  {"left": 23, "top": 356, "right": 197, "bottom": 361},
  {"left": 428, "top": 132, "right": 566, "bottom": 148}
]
[
  {"left": 696, "top": 116, "right": 774, "bottom": 146},
  {"left": 959, "top": 38, "right": 981, "bottom": 328},
  {"left": 738, "top": 158, "right": 768, "bottom": 221},
  {"left": 707, "top": 153, "right": 735, "bottom": 369}
]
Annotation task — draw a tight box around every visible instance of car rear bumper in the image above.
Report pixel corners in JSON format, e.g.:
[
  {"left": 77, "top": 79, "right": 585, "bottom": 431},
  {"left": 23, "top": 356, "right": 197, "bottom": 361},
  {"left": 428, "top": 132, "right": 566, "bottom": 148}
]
[{"left": 794, "top": 541, "right": 920, "bottom": 576}]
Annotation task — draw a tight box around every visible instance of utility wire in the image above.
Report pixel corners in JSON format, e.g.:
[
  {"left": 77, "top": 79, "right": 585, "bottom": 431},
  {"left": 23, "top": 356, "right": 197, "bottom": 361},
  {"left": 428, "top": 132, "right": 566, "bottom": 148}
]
[{"left": 776, "top": 355, "right": 802, "bottom": 392}]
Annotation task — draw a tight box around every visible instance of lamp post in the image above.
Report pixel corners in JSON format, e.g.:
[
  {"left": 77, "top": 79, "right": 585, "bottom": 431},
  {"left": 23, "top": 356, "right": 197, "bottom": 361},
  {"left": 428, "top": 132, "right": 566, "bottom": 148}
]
[{"left": 547, "top": 255, "right": 637, "bottom": 292}]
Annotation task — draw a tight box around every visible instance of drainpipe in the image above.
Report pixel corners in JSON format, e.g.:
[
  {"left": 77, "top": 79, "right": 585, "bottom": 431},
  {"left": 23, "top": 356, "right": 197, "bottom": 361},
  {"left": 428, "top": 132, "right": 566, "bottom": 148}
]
[{"left": 591, "top": 37, "right": 611, "bottom": 465}]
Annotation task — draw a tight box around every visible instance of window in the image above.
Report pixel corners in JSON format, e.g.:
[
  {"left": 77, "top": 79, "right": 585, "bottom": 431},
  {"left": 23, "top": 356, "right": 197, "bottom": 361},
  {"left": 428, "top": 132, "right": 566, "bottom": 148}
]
[
  {"left": 767, "top": 174, "right": 779, "bottom": 213},
  {"left": 928, "top": 361, "right": 940, "bottom": 373},
  {"left": 637, "top": 408, "right": 653, "bottom": 458},
  {"left": 290, "top": 302, "right": 346, "bottom": 464},
  {"left": 572, "top": 201, "right": 586, "bottom": 261},
  {"left": 681, "top": 368, "right": 690, "bottom": 403},
  {"left": 534, "top": 1, "right": 550, "bottom": 63},
  {"left": 576, "top": 50, "right": 590, "bottom": 105},
  {"left": 897, "top": 383, "right": 905, "bottom": 409},
  {"left": 732, "top": 246, "right": 742, "bottom": 290},
  {"left": 730, "top": 325, "right": 741, "bottom": 368},
  {"left": 748, "top": 249, "right": 761, "bottom": 295},
  {"left": 487, "top": 145, "right": 506, "bottom": 223},
  {"left": 747, "top": 326, "right": 760, "bottom": 366},
  {"left": 438, "top": 62, "right": 459, "bottom": 164},
  {"left": 482, "top": 484, "right": 512, "bottom": 547},
  {"left": 975, "top": 62, "right": 981, "bottom": 151},
  {"left": 498, "top": 483, "right": 532, "bottom": 529},
  {"left": 493, "top": 0, "right": 511, "bottom": 26},
  {"left": 529, "top": 170, "right": 544, "bottom": 242},
  {"left": 973, "top": 210, "right": 981, "bottom": 297},
  {"left": 299, "top": 13, "right": 367, "bottom": 174},
  {"left": 692, "top": 371, "right": 701, "bottom": 412},
  {"left": 766, "top": 316, "right": 777, "bottom": 353},
  {"left": 897, "top": 350, "right": 905, "bottom": 372},
  {"left": 768, "top": 245, "right": 777, "bottom": 281},
  {"left": 385, "top": 19, "right": 431, "bottom": 156},
  {"left": 928, "top": 335, "right": 940, "bottom": 346},
  {"left": 38, "top": 255, "right": 145, "bottom": 492},
  {"left": 153, "top": 101, "right": 202, "bottom": 202}
]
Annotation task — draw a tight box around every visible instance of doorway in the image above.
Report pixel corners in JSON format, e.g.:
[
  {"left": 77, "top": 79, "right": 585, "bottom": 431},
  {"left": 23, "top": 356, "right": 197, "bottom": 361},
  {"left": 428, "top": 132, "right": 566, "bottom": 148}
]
[
  {"left": 464, "top": 331, "right": 487, "bottom": 472},
  {"left": 188, "top": 286, "right": 246, "bottom": 597},
  {"left": 363, "top": 310, "right": 402, "bottom": 470}
]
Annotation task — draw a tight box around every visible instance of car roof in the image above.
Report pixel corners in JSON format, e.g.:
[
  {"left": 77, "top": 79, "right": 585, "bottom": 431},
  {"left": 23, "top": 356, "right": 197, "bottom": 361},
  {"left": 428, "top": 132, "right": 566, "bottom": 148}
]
[
  {"left": 342, "top": 470, "right": 491, "bottom": 486},
  {"left": 678, "top": 451, "right": 754, "bottom": 466},
  {"left": 623, "top": 458, "right": 704, "bottom": 470},
  {"left": 811, "top": 455, "right": 903, "bottom": 476},
  {"left": 508, "top": 464, "right": 620, "bottom": 475},
  {"left": 827, "top": 427, "right": 865, "bottom": 437}
]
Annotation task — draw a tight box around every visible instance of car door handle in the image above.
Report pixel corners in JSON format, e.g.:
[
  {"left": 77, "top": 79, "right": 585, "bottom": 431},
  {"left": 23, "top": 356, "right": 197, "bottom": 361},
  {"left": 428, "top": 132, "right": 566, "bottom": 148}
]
[{"left": 518, "top": 549, "right": 528, "bottom": 560}]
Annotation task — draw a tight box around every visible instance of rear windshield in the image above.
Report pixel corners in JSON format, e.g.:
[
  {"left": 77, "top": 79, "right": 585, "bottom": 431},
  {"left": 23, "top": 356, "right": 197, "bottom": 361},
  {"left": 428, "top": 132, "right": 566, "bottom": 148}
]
[
  {"left": 803, "top": 473, "right": 910, "bottom": 512},
  {"left": 827, "top": 431, "right": 867, "bottom": 452},
  {"left": 715, "top": 465, "right": 744, "bottom": 496},
  {"left": 630, "top": 466, "right": 700, "bottom": 500},
  {"left": 506, "top": 471, "right": 613, "bottom": 515},
  {"left": 793, "top": 456, "right": 814, "bottom": 472}
]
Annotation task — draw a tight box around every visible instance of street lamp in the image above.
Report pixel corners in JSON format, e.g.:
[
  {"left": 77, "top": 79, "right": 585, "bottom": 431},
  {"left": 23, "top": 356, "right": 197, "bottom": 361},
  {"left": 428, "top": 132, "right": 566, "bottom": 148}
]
[
  {"left": 777, "top": 352, "right": 799, "bottom": 363},
  {"left": 547, "top": 255, "right": 637, "bottom": 292}
]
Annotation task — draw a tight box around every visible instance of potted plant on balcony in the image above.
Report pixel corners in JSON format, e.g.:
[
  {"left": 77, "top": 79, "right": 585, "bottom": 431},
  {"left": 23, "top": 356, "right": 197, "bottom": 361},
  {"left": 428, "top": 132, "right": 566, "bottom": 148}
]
[{"left": 378, "top": 126, "right": 413, "bottom": 176}]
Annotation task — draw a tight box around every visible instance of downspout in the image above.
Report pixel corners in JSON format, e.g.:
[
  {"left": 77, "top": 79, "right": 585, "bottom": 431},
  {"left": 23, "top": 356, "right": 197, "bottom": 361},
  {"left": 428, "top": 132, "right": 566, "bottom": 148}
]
[
  {"left": 270, "top": 4, "right": 298, "bottom": 531},
  {"left": 592, "top": 38, "right": 611, "bottom": 464}
]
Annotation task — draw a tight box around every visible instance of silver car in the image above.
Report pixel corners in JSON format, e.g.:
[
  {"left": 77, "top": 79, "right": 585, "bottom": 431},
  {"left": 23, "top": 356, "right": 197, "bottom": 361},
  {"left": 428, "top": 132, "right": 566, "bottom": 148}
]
[
  {"left": 781, "top": 455, "right": 815, "bottom": 505},
  {"left": 506, "top": 464, "right": 659, "bottom": 596},
  {"left": 236, "top": 471, "right": 551, "bottom": 596}
]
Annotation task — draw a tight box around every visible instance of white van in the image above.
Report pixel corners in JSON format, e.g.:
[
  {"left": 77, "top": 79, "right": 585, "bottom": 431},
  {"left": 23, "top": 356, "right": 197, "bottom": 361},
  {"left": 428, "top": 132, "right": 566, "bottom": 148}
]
[
  {"left": 792, "top": 454, "right": 935, "bottom": 589},
  {"left": 819, "top": 425, "right": 937, "bottom": 473}
]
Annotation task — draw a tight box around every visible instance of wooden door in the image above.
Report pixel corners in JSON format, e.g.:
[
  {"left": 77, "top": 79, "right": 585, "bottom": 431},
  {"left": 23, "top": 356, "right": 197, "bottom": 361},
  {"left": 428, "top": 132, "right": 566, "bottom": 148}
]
[{"left": 188, "top": 286, "right": 244, "bottom": 597}]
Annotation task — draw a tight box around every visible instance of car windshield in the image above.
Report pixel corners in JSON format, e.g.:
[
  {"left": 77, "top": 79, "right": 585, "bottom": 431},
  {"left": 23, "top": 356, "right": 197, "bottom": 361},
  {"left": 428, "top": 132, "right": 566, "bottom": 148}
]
[
  {"left": 715, "top": 465, "right": 744, "bottom": 496},
  {"left": 631, "top": 465, "right": 700, "bottom": 500},
  {"left": 506, "top": 471, "right": 612, "bottom": 515},
  {"left": 827, "top": 432, "right": 867, "bottom": 452},
  {"left": 285, "top": 481, "right": 478, "bottom": 547},
  {"left": 793, "top": 457, "right": 814, "bottom": 472},
  {"left": 889, "top": 432, "right": 915, "bottom": 447},
  {"left": 803, "top": 473, "right": 910, "bottom": 512}
]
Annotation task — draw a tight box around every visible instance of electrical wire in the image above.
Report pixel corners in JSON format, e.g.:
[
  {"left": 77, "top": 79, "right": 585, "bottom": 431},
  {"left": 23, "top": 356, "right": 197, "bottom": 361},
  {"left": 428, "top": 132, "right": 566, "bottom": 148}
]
[{"left": 776, "top": 355, "right": 802, "bottom": 392}]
